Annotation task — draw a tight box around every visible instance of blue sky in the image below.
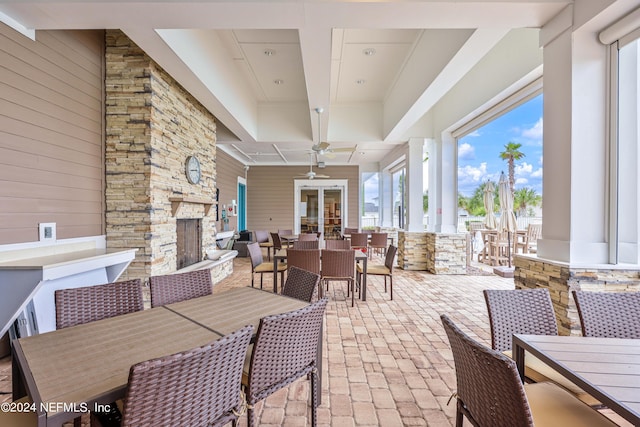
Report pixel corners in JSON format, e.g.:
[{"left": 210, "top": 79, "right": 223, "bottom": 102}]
[
  {"left": 362, "top": 94, "right": 543, "bottom": 204},
  {"left": 458, "top": 94, "right": 543, "bottom": 197}
]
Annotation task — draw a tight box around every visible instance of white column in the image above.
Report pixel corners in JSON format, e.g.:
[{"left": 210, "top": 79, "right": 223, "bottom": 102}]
[
  {"left": 406, "top": 138, "right": 425, "bottom": 232},
  {"left": 538, "top": 14, "right": 609, "bottom": 263},
  {"left": 439, "top": 132, "right": 458, "bottom": 233},
  {"left": 427, "top": 138, "right": 440, "bottom": 232},
  {"left": 380, "top": 168, "right": 394, "bottom": 228}
]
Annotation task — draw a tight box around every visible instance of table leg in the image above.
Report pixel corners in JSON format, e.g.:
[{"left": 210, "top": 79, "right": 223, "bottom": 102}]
[
  {"left": 361, "top": 257, "right": 367, "bottom": 301},
  {"left": 273, "top": 256, "right": 278, "bottom": 293},
  {"left": 513, "top": 339, "right": 525, "bottom": 383}
]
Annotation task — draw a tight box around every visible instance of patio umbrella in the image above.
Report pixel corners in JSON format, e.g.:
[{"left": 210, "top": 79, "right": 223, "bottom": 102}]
[
  {"left": 483, "top": 181, "right": 497, "bottom": 229},
  {"left": 497, "top": 172, "right": 518, "bottom": 267}
]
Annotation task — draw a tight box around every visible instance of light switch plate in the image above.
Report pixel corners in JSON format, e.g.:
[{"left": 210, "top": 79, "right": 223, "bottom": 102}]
[{"left": 39, "top": 223, "right": 56, "bottom": 242}]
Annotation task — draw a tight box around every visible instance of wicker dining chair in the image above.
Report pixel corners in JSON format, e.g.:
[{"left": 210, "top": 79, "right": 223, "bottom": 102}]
[
  {"left": 282, "top": 266, "right": 321, "bottom": 303},
  {"left": 270, "top": 232, "right": 285, "bottom": 252},
  {"left": 243, "top": 298, "right": 328, "bottom": 427},
  {"left": 278, "top": 229, "right": 294, "bottom": 248},
  {"left": 293, "top": 240, "right": 319, "bottom": 249},
  {"left": 349, "top": 232, "right": 368, "bottom": 253},
  {"left": 325, "top": 239, "right": 351, "bottom": 250},
  {"left": 573, "top": 290, "right": 640, "bottom": 339},
  {"left": 298, "top": 233, "right": 318, "bottom": 241},
  {"left": 343, "top": 227, "right": 359, "bottom": 236},
  {"left": 55, "top": 279, "right": 144, "bottom": 329},
  {"left": 286, "top": 248, "right": 321, "bottom": 275},
  {"left": 440, "top": 314, "right": 617, "bottom": 427},
  {"left": 321, "top": 249, "right": 356, "bottom": 306},
  {"left": 248, "top": 242, "right": 286, "bottom": 289},
  {"left": 118, "top": 325, "right": 254, "bottom": 427},
  {"left": 357, "top": 245, "right": 397, "bottom": 300},
  {"left": 255, "top": 230, "right": 273, "bottom": 261},
  {"left": 55, "top": 279, "right": 144, "bottom": 427},
  {"left": 483, "top": 289, "right": 598, "bottom": 406},
  {"left": 149, "top": 269, "right": 213, "bottom": 308},
  {"left": 368, "top": 232, "right": 388, "bottom": 259}
]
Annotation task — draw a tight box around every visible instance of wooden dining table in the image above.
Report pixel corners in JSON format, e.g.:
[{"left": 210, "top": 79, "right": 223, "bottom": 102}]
[
  {"left": 12, "top": 287, "right": 316, "bottom": 426},
  {"left": 513, "top": 334, "right": 640, "bottom": 426},
  {"left": 273, "top": 248, "right": 369, "bottom": 300}
]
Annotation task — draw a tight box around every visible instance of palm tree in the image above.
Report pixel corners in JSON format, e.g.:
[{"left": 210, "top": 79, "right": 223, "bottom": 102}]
[
  {"left": 513, "top": 187, "right": 542, "bottom": 216},
  {"left": 499, "top": 142, "right": 525, "bottom": 196}
]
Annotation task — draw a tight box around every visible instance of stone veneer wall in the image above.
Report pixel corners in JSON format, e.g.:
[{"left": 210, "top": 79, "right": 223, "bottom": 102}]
[
  {"left": 514, "top": 255, "right": 640, "bottom": 335},
  {"left": 397, "top": 232, "right": 428, "bottom": 270},
  {"left": 426, "top": 233, "right": 467, "bottom": 274},
  {"left": 397, "top": 231, "right": 467, "bottom": 273},
  {"left": 105, "top": 30, "right": 217, "bottom": 280}
]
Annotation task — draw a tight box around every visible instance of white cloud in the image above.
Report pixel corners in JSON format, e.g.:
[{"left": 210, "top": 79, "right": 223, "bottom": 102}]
[
  {"left": 515, "top": 162, "right": 533, "bottom": 176},
  {"left": 458, "top": 162, "right": 488, "bottom": 183},
  {"left": 458, "top": 142, "right": 475, "bottom": 160},
  {"left": 522, "top": 117, "right": 543, "bottom": 143},
  {"left": 467, "top": 130, "right": 481, "bottom": 137},
  {"left": 531, "top": 168, "right": 543, "bottom": 178},
  {"left": 515, "top": 177, "right": 528, "bottom": 185}
]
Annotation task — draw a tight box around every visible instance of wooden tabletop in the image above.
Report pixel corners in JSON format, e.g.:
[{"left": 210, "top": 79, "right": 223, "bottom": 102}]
[
  {"left": 165, "top": 287, "right": 308, "bottom": 336},
  {"left": 513, "top": 334, "right": 640, "bottom": 425},
  {"left": 14, "top": 307, "right": 220, "bottom": 424}
]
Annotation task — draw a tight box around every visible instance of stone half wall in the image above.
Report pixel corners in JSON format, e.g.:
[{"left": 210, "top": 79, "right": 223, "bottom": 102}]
[
  {"left": 397, "top": 231, "right": 466, "bottom": 274},
  {"left": 105, "top": 30, "right": 217, "bottom": 279},
  {"left": 514, "top": 255, "right": 640, "bottom": 335}
]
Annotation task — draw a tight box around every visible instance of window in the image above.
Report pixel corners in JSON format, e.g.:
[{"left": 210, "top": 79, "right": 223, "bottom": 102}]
[
  {"left": 610, "top": 32, "right": 640, "bottom": 263},
  {"left": 361, "top": 172, "right": 380, "bottom": 228}
]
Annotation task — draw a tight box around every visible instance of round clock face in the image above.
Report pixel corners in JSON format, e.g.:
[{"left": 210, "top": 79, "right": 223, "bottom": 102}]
[{"left": 185, "top": 155, "right": 201, "bottom": 184}]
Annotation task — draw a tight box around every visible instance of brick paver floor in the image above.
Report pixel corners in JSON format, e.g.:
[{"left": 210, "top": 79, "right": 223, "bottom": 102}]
[{"left": 0, "top": 255, "right": 630, "bottom": 426}]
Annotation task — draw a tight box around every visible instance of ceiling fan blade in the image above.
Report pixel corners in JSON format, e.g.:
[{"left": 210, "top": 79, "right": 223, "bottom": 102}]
[
  {"left": 312, "top": 141, "right": 330, "bottom": 151},
  {"left": 314, "top": 174, "right": 330, "bottom": 178},
  {"left": 323, "top": 152, "right": 336, "bottom": 159}
]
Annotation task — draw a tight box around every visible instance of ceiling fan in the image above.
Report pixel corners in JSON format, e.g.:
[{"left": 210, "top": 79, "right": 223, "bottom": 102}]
[
  {"left": 295, "top": 153, "right": 330, "bottom": 180},
  {"left": 311, "top": 108, "right": 356, "bottom": 158}
]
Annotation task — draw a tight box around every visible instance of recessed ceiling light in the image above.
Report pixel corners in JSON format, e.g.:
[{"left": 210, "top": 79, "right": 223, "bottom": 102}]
[
  {"left": 274, "top": 79, "right": 284, "bottom": 85},
  {"left": 356, "top": 79, "right": 366, "bottom": 85},
  {"left": 363, "top": 48, "right": 376, "bottom": 56},
  {"left": 264, "top": 49, "right": 276, "bottom": 56}
]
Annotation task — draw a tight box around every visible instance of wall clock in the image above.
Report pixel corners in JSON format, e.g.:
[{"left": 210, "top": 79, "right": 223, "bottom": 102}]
[{"left": 185, "top": 155, "right": 201, "bottom": 184}]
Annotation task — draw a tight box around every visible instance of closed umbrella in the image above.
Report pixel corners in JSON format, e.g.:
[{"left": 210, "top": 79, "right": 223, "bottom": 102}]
[
  {"left": 497, "top": 172, "right": 517, "bottom": 267},
  {"left": 483, "top": 181, "right": 497, "bottom": 229}
]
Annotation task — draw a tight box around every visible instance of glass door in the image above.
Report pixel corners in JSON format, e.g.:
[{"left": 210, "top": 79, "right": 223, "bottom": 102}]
[
  {"left": 323, "top": 189, "right": 342, "bottom": 239},
  {"left": 300, "top": 189, "right": 319, "bottom": 234},
  {"left": 294, "top": 180, "right": 348, "bottom": 240}
]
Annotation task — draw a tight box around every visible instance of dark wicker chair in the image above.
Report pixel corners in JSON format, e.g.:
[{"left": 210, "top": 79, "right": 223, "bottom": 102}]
[
  {"left": 270, "top": 232, "right": 285, "bottom": 252},
  {"left": 357, "top": 244, "right": 397, "bottom": 300},
  {"left": 368, "top": 232, "right": 388, "bottom": 259},
  {"left": 343, "top": 227, "right": 359, "bottom": 236},
  {"left": 286, "top": 248, "right": 321, "bottom": 275},
  {"left": 298, "top": 233, "right": 318, "bottom": 241},
  {"left": 278, "top": 229, "right": 293, "bottom": 248},
  {"left": 120, "top": 325, "right": 254, "bottom": 427},
  {"left": 55, "top": 279, "right": 144, "bottom": 427},
  {"left": 244, "top": 298, "right": 328, "bottom": 427},
  {"left": 282, "top": 266, "right": 321, "bottom": 303},
  {"left": 321, "top": 249, "right": 356, "bottom": 306},
  {"left": 293, "top": 240, "right": 319, "bottom": 249},
  {"left": 573, "top": 290, "right": 640, "bottom": 338},
  {"left": 349, "top": 232, "right": 368, "bottom": 253},
  {"left": 440, "top": 314, "right": 616, "bottom": 427},
  {"left": 255, "top": 230, "right": 273, "bottom": 261},
  {"left": 483, "top": 289, "right": 598, "bottom": 406},
  {"left": 55, "top": 279, "right": 144, "bottom": 329},
  {"left": 248, "top": 242, "right": 286, "bottom": 289},
  {"left": 325, "top": 239, "right": 351, "bottom": 250},
  {"left": 149, "top": 269, "right": 213, "bottom": 308}
]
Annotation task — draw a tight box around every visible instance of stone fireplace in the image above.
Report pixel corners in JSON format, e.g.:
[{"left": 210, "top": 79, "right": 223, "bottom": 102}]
[{"left": 104, "top": 30, "right": 218, "bottom": 280}]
